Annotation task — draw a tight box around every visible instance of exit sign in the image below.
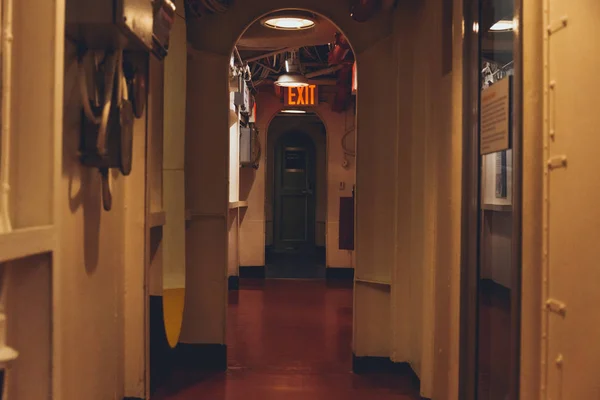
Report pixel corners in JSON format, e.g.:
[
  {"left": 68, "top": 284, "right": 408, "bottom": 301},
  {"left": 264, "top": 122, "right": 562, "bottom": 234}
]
[{"left": 284, "top": 85, "right": 318, "bottom": 107}]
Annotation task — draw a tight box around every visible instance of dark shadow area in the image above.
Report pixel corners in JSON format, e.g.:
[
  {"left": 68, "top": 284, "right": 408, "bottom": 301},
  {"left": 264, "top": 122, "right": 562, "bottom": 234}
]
[{"left": 265, "top": 246, "right": 326, "bottom": 279}]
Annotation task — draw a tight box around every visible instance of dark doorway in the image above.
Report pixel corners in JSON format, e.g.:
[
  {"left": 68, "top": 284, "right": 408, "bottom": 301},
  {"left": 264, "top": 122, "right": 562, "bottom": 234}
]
[
  {"left": 266, "top": 123, "right": 326, "bottom": 280},
  {"left": 273, "top": 131, "right": 317, "bottom": 253}
]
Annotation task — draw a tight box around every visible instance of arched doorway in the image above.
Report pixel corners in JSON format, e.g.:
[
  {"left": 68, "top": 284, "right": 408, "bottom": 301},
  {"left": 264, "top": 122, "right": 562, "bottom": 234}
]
[
  {"left": 266, "top": 115, "right": 328, "bottom": 279},
  {"left": 180, "top": 1, "right": 398, "bottom": 386}
]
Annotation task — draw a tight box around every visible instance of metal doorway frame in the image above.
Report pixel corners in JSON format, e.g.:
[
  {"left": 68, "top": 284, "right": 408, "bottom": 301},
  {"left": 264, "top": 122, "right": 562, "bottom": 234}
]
[{"left": 459, "top": 0, "right": 523, "bottom": 398}]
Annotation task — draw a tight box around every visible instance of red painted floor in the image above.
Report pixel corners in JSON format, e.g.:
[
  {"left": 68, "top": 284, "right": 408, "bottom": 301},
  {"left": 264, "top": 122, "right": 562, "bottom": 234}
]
[{"left": 153, "top": 279, "right": 421, "bottom": 400}]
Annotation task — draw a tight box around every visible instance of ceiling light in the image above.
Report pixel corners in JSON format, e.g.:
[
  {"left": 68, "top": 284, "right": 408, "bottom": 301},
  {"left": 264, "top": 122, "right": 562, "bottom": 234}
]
[
  {"left": 489, "top": 19, "right": 514, "bottom": 32},
  {"left": 275, "top": 50, "right": 309, "bottom": 87},
  {"left": 281, "top": 109, "right": 307, "bottom": 114},
  {"left": 275, "top": 73, "right": 309, "bottom": 87},
  {"left": 262, "top": 16, "right": 315, "bottom": 30}
]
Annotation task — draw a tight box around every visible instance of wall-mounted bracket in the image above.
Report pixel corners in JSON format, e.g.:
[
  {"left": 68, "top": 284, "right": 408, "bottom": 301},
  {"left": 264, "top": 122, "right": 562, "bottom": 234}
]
[{"left": 545, "top": 298, "right": 567, "bottom": 316}]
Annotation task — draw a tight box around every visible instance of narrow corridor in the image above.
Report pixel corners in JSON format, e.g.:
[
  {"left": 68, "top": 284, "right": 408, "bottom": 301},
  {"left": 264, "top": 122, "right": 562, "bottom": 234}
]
[{"left": 153, "top": 280, "right": 421, "bottom": 399}]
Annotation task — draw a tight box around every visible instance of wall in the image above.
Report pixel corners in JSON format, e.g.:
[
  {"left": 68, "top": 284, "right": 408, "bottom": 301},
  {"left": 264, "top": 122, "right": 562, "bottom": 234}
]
[
  {"left": 0, "top": 0, "right": 60, "bottom": 397},
  {"left": 241, "top": 91, "right": 356, "bottom": 268},
  {"left": 162, "top": 1, "right": 187, "bottom": 291},
  {"left": 61, "top": 40, "right": 127, "bottom": 399},
  {"left": 520, "top": 0, "right": 544, "bottom": 397},
  {"left": 535, "top": 0, "right": 600, "bottom": 398},
  {"left": 0, "top": 0, "right": 138, "bottom": 398},
  {"left": 180, "top": 48, "right": 229, "bottom": 345},
  {"left": 390, "top": 0, "right": 464, "bottom": 397}
]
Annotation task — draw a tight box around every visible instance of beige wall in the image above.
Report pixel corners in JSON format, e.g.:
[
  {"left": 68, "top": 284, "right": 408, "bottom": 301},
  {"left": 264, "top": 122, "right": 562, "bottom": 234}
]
[
  {"left": 243, "top": 91, "right": 356, "bottom": 268},
  {"left": 527, "top": 0, "right": 600, "bottom": 398},
  {"left": 181, "top": 48, "right": 229, "bottom": 345},
  {"left": 388, "top": 0, "right": 465, "bottom": 397},
  {"left": 520, "top": 0, "right": 544, "bottom": 398},
  {"left": 162, "top": 3, "right": 187, "bottom": 290},
  {"left": 60, "top": 40, "right": 128, "bottom": 399}
]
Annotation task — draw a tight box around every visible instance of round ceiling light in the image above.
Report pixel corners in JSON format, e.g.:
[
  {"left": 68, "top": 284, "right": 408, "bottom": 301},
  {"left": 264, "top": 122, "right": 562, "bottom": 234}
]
[
  {"left": 275, "top": 72, "right": 309, "bottom": 88},
  {"left": 262, "top": 15, "right": 316, "bottom": 30},
  {"left": 489, "top": 19, "right": 514, "bottom": 32}
]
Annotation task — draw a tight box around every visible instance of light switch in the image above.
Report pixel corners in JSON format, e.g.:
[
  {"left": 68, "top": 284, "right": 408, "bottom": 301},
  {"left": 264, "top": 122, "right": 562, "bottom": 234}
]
[{"left": 339, "top": 181, "right": 346, "bottom": 191}]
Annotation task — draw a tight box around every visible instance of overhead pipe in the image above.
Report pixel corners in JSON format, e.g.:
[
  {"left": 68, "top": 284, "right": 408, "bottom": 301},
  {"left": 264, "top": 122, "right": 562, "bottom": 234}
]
[
  {"left": 305, "top": 64, "right": 344, "bottom": 79},
  {"left": 245, "top": 47, "right": 298, "bottom": 63}
]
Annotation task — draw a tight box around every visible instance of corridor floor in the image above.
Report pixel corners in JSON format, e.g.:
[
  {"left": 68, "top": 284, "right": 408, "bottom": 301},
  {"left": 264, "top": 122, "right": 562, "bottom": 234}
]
[{"left": 153, "top": 279, "right": 421, "bottom": 400}]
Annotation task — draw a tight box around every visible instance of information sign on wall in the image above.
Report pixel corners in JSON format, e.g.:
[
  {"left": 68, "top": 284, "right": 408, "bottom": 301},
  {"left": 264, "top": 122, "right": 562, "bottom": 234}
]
[
  {"left": 284, "top": 85, "right": 318, "bottom": 107},
  {"left": 480, "top": 77, "right": 512, "bottom": 155}
]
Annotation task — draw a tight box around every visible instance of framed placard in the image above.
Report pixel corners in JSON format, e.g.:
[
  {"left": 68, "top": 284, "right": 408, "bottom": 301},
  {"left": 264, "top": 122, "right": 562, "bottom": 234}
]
[{"left": 480, "top": 76, "right": 512, "bottom": 155}]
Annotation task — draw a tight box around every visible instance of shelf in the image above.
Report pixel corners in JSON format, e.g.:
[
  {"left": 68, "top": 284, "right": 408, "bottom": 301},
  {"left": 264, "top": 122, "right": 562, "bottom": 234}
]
[
  {"left": 355, "top": 277, "right": 392, "bottom": 286},
  {"left": 0, "top": 226, "right": 55, "bottom": 264},
  {"left": 148, "top": 211, "right": 167, "bottom": 228},
  {"left": 228, "top": 201, "right": 248, "bottom": 210}
]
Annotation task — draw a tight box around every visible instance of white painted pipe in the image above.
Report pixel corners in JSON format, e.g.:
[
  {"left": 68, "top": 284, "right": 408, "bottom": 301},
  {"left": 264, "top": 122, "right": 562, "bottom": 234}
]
[
  {"left": 0, "top": 4, "right": 19, "bottom": 396},
  {"left": 0, "top": 0, "right": 13, "bottom": 233},
  {"left": 96, "top": 50, "right": 119, "bottom": 155}
]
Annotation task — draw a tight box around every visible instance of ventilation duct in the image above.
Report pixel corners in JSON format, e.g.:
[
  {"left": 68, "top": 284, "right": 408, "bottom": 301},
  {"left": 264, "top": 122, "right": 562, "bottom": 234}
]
[{"left": 328, "top": 33, "right": 351, "bottom": 65}]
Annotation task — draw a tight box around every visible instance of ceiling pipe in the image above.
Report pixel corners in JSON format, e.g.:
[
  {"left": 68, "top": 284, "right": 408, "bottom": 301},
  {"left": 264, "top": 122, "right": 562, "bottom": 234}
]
[
  {"left": 305, "top": 64, "right": 344, "bottom": 78},
  {"left": 233, "top": 46, "right": 243, "bottom": 65},
  {"left": 245, "top": 47, "right": 298, "bottom": 63}
]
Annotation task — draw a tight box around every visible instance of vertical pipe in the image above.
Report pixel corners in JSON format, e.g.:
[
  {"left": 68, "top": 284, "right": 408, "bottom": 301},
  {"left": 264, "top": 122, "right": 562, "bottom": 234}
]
[{"left": 0, "top": 0, "right": 13, "bottom": 232}]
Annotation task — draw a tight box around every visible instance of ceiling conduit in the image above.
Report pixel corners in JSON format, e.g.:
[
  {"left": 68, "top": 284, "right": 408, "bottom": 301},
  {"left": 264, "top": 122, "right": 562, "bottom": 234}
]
[
  {"left": 328, "top": 33, "right": 351, "bottom": 66},
  {"left": 327, "top": 32, "right": 353, "bottom": 113},
  {"left": 332, "top": 64, "right": 353, "bottom": 113}
]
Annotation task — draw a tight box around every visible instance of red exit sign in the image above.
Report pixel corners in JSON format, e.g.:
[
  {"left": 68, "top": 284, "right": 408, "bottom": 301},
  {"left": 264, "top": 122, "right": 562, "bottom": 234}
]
[{"left": 284, "top": 85, "right": 318, "bottom": 107}]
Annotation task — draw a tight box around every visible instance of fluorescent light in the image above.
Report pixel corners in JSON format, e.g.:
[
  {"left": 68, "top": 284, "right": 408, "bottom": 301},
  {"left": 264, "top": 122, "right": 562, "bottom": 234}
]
[
  {"left": 489, "top": 19, "right": 514, "bottom": 32},
  {"left": 281, "top": 109, "right": 306, "bottom": 114},
  {"left": 263, "top": 17, "right": 315, "bottom": 30}
]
